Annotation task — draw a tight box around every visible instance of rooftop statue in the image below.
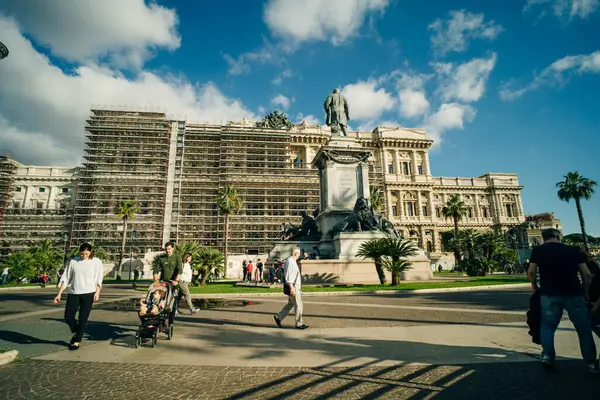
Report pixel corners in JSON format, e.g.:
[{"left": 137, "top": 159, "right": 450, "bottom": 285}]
[
  {"left": 258, "top": 110, "right": 294, "bottom": 130},
  {"left": 324, "top": 88, "right": 350, "bottom": 136}
]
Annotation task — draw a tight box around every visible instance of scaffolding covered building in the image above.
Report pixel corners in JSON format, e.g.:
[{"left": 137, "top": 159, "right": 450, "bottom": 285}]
[{"left": 2, "top": 108, "right": 525, "bottom": 265}]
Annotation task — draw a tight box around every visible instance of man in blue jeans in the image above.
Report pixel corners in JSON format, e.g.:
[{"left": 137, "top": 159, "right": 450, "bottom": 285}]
[{"left": 528, "top": 228, "right": 598, "bottom": 372}]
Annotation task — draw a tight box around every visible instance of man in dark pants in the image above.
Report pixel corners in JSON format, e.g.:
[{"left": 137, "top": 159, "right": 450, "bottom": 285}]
[
  {"left": 153, "top": 241, "right": 182, "bottom": 315},
  {"left": 527, "top": 228, "right": 598, "bottom": 372}
]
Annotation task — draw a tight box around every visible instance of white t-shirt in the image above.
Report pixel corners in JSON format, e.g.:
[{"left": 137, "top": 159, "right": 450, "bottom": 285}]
[
  {"left": 60, "top": 257, "right": 104, "bottom": 295},
  {"left": 284, "top": 256, "right": 301, "bottom": 290},
  {"left": 181, "top": 262, "right": 193, "bottom": 283},
  {"left": 2, "top": 267, "right": 8, "bottom": 276}
]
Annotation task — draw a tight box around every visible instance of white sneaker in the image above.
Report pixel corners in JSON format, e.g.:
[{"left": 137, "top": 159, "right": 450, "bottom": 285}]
[{"left": 191, "top": 308, "right": 198, "bottom": 314}]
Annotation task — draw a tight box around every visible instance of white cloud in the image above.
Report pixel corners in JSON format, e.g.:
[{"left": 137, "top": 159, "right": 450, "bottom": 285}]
[
  {"left": 0, "top": 0, "right": 180, "bottom": 69},
  {"left": 271, "top": 69, "right": 293, "bottom": 85},
  {"left": 271, "top": 94, "right": 293, "bottom": 110},
  {"left": 223, "top": 44, "right": 277, "bottom": 75},
  {"left": 295, "top": 113, "right": 320, "bottom": 125},
  {"left": 429, "top": 10, "right": 503, "bottom": 56},
  {"left": 524, "top": 0, "right": 599, "bottom": 21},
  {"left": 342, "top": 79, "right": 396, "bottom": 121},
  {"left": 434, "top": 53, "right": 497, "bottom": 102},
  {"left": 398, "top": 90, "right": 430, "bottom": 119},
  {"left": 0, "top": 15, "right": 256, "bottom": 166},
  {"left": 394, "top": 71, "right": 432, "bottom": 118},
  {"left": 425, "top": 103, "right": 476, "bottom": 143},
  {"left": 500, "top": 50, "right": 600, "bottom": 100},
  {"left": 263, "top": 0, "right": 390, "bottom": 46}
]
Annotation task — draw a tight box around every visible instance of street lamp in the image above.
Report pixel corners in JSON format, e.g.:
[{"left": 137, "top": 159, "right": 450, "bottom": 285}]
[
  {"left": 129, "top": 227, "right": 136, "bottom": 280},
  {"left": 0, "top": 42, "right": 8, "bottom": 60}
]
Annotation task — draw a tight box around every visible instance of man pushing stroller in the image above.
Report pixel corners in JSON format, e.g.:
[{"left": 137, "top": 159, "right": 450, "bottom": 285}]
[{"left": 153, "top": 241, "right": 182, "bottom": 314}]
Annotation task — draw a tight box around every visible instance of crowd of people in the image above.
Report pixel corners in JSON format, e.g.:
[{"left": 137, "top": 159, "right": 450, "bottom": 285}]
[{"left": 49, "top": 229, "right": 600, "bottom": 371}]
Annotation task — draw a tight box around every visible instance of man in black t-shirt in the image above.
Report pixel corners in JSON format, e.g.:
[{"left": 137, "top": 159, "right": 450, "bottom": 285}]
[{"left": 528, "top": 228, "right": 597, "bottom": 372}]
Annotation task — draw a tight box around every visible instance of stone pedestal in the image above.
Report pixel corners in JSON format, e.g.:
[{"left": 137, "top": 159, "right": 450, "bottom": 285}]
[
  {"left": 312, "top": 138, "right": 372, "bottom": 236},
  {"left": 269, "top": 240, "right": 320, "bottom": 261},
  {"left": 333, "top": 231, "right": 387, "bottom": 260}
]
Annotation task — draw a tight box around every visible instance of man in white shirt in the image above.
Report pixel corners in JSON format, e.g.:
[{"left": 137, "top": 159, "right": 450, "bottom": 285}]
[
  {"left": 1, "top": 267, "right": 10, "bottom": 287},
  {"left": 273, "top": 247, "right": 308, "bottom": 330}
]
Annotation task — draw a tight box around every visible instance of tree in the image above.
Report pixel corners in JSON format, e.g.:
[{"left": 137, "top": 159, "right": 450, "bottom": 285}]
[
  {"left": 441, "top": 195, "right": 468, "bottom": 262},
  {"left": 29, "top": 239, "right": 62, "bottom": 276},
  {"left": 557, "top": 172, "right": 597, "bottom": 252},
  {"left": 196, "top": 248, "right": 225, "bottom": 286},
  {"left": 356, "top": 238, "right": 388, "bottom": 284},
  {"left": 215, "top": 186, "right": 243, "bottom": 277},
  {"left": 456, "top": 229, "right": 481, "bottom": 260},
  {"left": 3, "top": 251, "right": 34, "bottom": 282},
  {"left": 476, "top": 232, "right": 507, "bottom": 260},
  {"left": 114, "top": 200, "right": 139, "bottom": 280},
  {"left": 381, "top": 237, "right": 418, "bottom": 285},
  {"left": 369, "top": 186, "right": 383, "bottom": 214}
]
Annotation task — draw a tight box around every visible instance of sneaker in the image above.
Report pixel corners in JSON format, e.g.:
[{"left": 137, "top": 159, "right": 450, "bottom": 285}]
[
  {"left": 541, "top": 355, "right": 554, "bottom": 370},
  {"left": 588, "top": 360, "right": 600, "bottom": 374},
  {"left": 273, "top": 315, "right": 282, "bottom": 328},
  {"left": 190, "top": 308, "right": 198, "bottom": 314},
  {"left": 174, "top": 309, "right": 179, "bottom": 316},
  {"left": 295, "top": 324, "right": 309, "bottom": 330}
]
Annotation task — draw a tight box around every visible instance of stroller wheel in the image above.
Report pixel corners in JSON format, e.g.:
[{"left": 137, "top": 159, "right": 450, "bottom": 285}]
[
  {"left": 167, "top": 324, "right": 174, "bottom": 340},
  {"left": 134, "top": 333, "right": 141, "bottom": 349},
  {"left": 151, "top": 330, "right": 158, "bottom": 348}
]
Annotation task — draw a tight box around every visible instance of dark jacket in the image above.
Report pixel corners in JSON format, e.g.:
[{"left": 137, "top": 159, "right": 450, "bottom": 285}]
[{"left": 526, "top": 291, "right": 541, "bottom": 345}]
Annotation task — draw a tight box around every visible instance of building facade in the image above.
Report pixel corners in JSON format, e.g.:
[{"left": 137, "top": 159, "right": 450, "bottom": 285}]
[
  {"left": 0, "top": 109, "right": 526, "bottom": 260},
  {"left": 525, "top": 212, "right": 562, "bottom": 247},
  {"left": 0, "top": 160, "right": 77, "bottom": 256}
]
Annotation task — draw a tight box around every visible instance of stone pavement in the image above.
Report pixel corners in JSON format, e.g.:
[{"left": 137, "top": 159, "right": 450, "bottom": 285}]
[{"left": 1, "top": 287, "right": 600, "bottom": 399}]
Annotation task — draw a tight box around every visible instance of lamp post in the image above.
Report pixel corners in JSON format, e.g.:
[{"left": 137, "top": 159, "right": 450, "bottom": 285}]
[{"left": 0, "top": 42, "right": 8, "bottom": 60}]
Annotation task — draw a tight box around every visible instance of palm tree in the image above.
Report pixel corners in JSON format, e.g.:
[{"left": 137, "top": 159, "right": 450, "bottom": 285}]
[
  {"left": 356, "top": 238, "right": 388, "bottom": 284},
  {"left": 114, "top": 200, "right": 140, "bottom": 280},
  {"left": 1, "top": 251, "right": 34, "bottom": 283},
  {"left": 557, "top": 172, "right": 597, "bottom": 252},
  {"left": 476, "top": 232, "right": 508, "bottom": 260},
  {"left": 196, "top": 248, "right": 225, "bottom": 286},
  {"left": 381, "top": 237, "right": 418, "bottom": 285},
  {"left": 215, "top": 186, "right": 243, "bottom": 277},
  {"left": 457, "top": 229, "right": 481, "bottom": 260},
  {"left": 369, "top": 186, "right": 383, "bottom": 214},
  {"left": 29, "top": 239, "right": 62, "bottom": 276},
  {"left": 442, "top": 195, "right": 468, "bottom": 263}
]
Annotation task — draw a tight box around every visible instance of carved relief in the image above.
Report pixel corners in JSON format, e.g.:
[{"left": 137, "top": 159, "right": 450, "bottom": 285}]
[{"left": 403, "top": 191, "right": 417, "bottom": 200}]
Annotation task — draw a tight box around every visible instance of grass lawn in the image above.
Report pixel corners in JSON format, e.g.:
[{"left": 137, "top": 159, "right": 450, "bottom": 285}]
[{"left": 174, "top": 275, "right": 529, "bottom": 295}]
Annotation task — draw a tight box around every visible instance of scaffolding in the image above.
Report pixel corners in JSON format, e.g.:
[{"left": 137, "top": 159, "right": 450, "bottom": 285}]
[
  {"left": 70, "top": 109, "right": 172, "bottom": 259},
  {"left": 0, "top": 151, "right": 17, "bottom": 257}
]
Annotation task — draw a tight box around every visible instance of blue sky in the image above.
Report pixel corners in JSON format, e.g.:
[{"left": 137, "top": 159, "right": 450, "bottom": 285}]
[{"left": 0, "top": 0, "right": 599, "bottom": 235}]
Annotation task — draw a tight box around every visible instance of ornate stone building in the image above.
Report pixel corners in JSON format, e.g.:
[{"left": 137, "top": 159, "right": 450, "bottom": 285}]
[
  {"left": 0, "top": 162, "right": 77, "bottom": 256},
  {"left": 0, "top": 110, "right": 525, "bottom": 261}
]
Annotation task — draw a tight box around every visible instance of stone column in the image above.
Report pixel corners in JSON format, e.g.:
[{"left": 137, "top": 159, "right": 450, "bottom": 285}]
[
  {"left": 410, "top": 151, "right": 418, "bottom": 176},
  {"left": 419, "top": 226, "right": 425, "bottom": 249},
  {"left": 516, "top": 194, "right": 524, "bottom": 217},
  {"left": 416, "top": 190, "right": 423, "bottom": 217},
  {"left": 393, "top": 150, "right": 401, "bottom": 175},
  {"left": 304, "top": 145, "right": 311, "bottom": 169},
  {"left": 382, "top": 149, "right": 389, "bottom": 175},
  {"left": 423, "top": 150, "right": 431, "bottom": 176},
  {"left": 386, "top": 188, "right": 393, "bottom": 218},
  {"left": 473, "top": 193, "right": 480, "bottom": 219},
  {"left": 23, "top": 185, "right": 32, "bottom": 209},
  {"left": 427, "top": 191, "right": 434, "bottom": 219},
  {"left": 47, "top": 185, "right": 55, "bottom": 209}
]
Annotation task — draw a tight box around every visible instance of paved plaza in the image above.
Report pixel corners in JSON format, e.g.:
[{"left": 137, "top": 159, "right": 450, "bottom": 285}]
[{"left": 1, "top": 285, "right": 599, "bottom": 399}]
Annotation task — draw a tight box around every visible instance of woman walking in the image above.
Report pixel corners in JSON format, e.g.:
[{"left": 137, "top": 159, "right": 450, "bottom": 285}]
[
  {"left": 53, "top": 242, "right": 103, "bottom": 350},
  {"left": 180, "top": 253, "right": 198, "bottom": 314}
]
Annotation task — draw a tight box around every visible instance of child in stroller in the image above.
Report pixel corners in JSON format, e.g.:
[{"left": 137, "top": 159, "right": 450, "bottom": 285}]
[
  {"left": 134, "top": 281, "right": 177, "bottom": 348},
  {"left": 139, "top": 288, "right": 166, "bottom": 316}
]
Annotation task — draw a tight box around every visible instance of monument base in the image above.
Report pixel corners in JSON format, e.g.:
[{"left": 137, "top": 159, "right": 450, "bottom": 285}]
[
  {"left": 333, "top": 231, "right": 387, "bottom": 260},
  {"left": 269, "top": 240, "right": 320, "bottom": 262}
]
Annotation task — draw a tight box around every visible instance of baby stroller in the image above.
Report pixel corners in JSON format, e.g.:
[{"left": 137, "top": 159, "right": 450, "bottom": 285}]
[{"left": 134, "top": 281, "right": 178, "bottom": 348}]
